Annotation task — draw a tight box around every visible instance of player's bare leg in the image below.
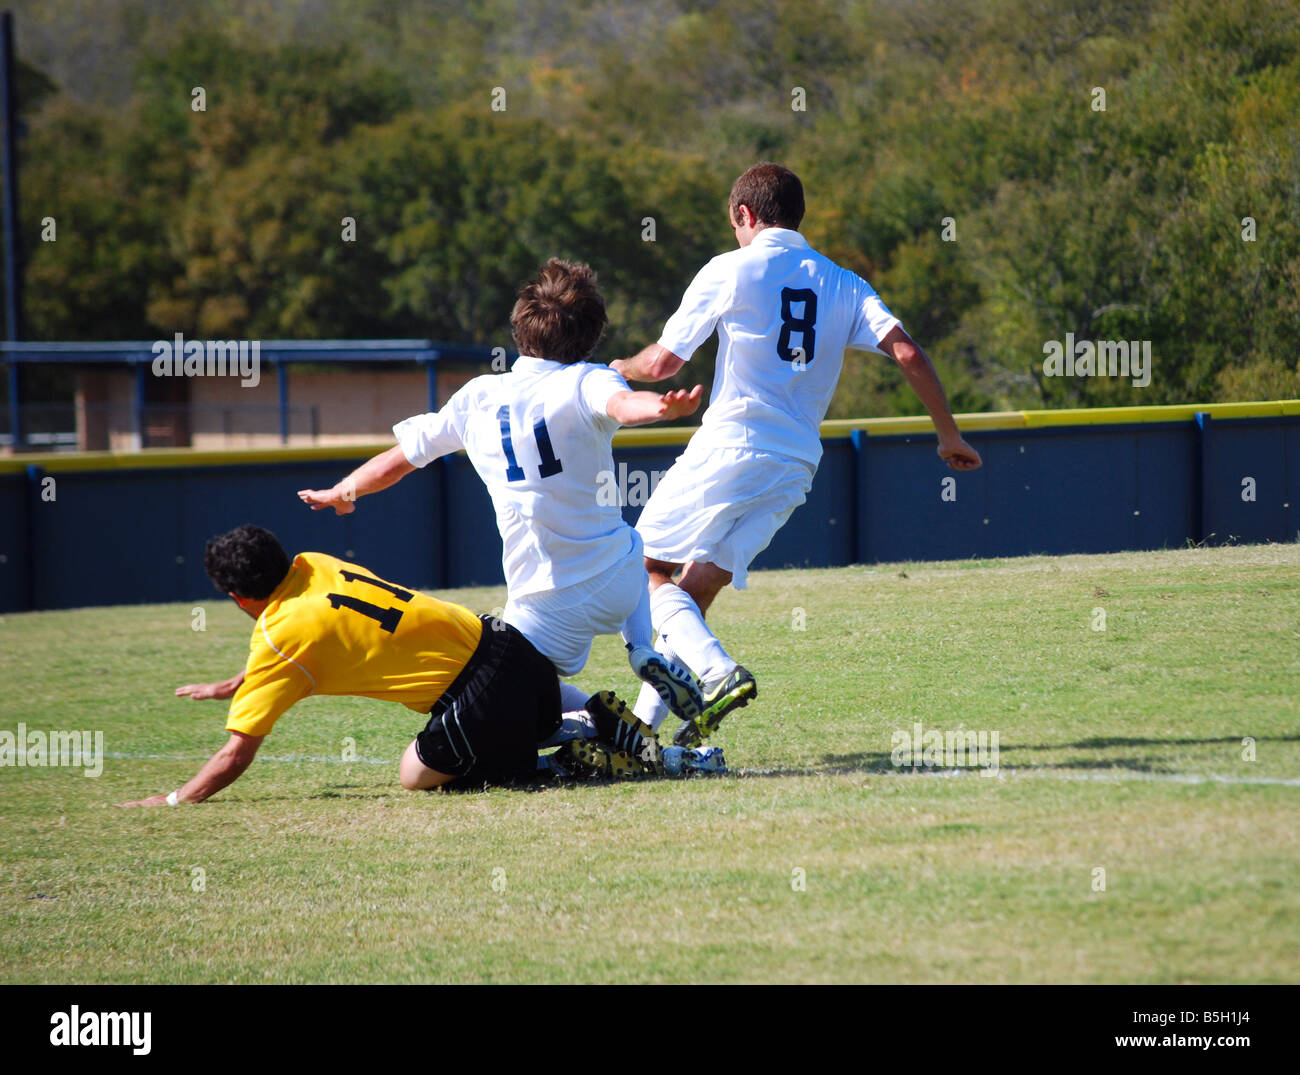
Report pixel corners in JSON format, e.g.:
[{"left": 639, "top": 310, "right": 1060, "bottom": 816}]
[
  {"left": 647, "top": 558, "right": 732, "bottom": 612},
  {"left": 399, "top": 739, "right": 456, "bottom": 790}
]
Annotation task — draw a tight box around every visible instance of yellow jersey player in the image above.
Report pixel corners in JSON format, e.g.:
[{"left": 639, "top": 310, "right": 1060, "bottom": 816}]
[{"left": 118, "top": 524, "right": 571, "bottom": 804}]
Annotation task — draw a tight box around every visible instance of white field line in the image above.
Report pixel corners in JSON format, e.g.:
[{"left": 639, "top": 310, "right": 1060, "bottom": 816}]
[{"left": 1005, "top": 768, "right": 1300, "bottom": 788}]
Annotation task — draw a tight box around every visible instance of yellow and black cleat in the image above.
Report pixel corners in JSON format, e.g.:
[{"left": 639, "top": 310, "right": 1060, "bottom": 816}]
[
  {"left": 585, "top": 690, "right": 662, "bottom": 773},
  {"left": 569, "top": 737, "right": 650, "bottom": 780}
]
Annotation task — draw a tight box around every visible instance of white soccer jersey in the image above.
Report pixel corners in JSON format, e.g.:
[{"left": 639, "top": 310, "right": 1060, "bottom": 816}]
[
  {"left": 659, "top": 227, "right": 900, "bottom": 466},
  {"left": 394, "top": 357, "right": 635, "bottom": 598}
]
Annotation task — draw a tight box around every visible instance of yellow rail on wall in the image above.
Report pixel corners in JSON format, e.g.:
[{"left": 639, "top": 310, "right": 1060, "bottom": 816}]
[{"left": 3, "top": 399, "right": 1297, "bottom": 473}]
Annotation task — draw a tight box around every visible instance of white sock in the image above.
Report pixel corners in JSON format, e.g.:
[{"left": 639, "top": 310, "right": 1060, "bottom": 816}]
[
  {"left": 634, "top": 679, "right": 671, "bottom": 733},
  {"left": 539, "top": 710, "right": 598, "bottom": 748},
  {"left": 620, "top": 580, "right": 654, "bottom": 652},
  {"left": 650, "top": 583, "right": 734, "bottom": 685},
  {"left": 631, "top": 636, "right": 689, "bottom": 733},
  {"left": 558, "top": 680, "right": 590, "bottom": 712}
]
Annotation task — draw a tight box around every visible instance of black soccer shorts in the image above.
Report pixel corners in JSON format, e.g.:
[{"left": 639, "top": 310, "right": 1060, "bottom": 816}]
[{"left": 414, "top": 615, "right": 561, "bottom": 788}]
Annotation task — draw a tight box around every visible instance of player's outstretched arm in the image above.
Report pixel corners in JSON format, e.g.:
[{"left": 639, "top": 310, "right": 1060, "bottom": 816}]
[
  {"left": 611, "top": 344, "right": 686, "bottom": 384},
  {"left": 297, "top": 443, "right": 415, "bottom": 515},
  {"left": 118, "top": 731, "right": 264, "bottom": 807},
  {"left": 606, "top": 385, "right": 703, "bottom": 427},
  {"left": 878, "top": 326, "right": 982, "bottom": 471},
  {"left": 175, "top": 670, "right": 245, "bottom": 701}
]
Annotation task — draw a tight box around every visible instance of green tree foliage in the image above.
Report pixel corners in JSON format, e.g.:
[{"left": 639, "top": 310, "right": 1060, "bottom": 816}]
[{"left": 6, "top": 0, "right": 1300, "bottom": 413}]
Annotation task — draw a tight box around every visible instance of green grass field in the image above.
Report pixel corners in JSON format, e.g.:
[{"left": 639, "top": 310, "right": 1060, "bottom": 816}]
[{"left": 1, "top": 544, "right": 1297, "bottom": 983}]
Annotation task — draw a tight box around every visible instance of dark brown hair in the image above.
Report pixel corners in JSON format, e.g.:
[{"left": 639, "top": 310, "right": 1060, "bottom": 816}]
[
  {"left": 729, "top": 163, "right": 805, "bottom": 230},
  {"left": 509, "top": 258, "right": 608, "bottom": 364},
  {"left": 205, "top": 524, "right": 291, "bottom": 599}
]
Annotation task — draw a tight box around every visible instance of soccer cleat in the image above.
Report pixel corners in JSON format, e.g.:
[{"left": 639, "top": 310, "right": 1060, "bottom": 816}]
[
  {"left": 660, "top": 744, "right": 728, "bottom": 777},
  {"left": 585, "top": 690, "right": 663, "bottom": 772},
  {"left": 544, "top": 741, "right": 584, "bottom": 779},
  {"left": 672, "top": 665, "right": 757, "bottom": 747},
  {"left": 569, "top": 737, "right": 648, "bottom": 780},
  {"left": 548, "top": 739, "right": 640, "bottom": 780},
  {"left": 627, "top": 645, "right": 704, "bottom": 723}
]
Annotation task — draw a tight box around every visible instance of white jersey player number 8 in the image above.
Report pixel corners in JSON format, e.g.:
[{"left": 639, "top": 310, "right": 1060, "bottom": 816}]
[
  {"left": 777, "top": 287, "right": 817, "bottom": 366},
  {"left": 653, "top": 228, "right": 900, "bottom": 467}
]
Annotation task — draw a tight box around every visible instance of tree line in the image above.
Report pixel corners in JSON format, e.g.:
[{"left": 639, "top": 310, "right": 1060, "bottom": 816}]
[{"left": 7, "top": 0, "right": 1299, "bottom": 415}]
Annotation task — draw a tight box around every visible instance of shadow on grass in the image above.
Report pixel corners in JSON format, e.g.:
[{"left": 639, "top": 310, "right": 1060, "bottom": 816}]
[
  {"left": 733, "top": 733, "right": 1300, "bottom": 780},
  {"left": 306, "top": 776, "right": 567, "bottom": 798},
  {"left": 1012, "top": 734, "right": 1300, "bottom": 752},
  {"left": 306, "top": 789, "right": 392, "bottom": 800},
  {"left": 282, "top": 734, "right": 1297, "bottom": 791},
  {"left": 296, "top": 774, "right": 622, "bottom": 799}
]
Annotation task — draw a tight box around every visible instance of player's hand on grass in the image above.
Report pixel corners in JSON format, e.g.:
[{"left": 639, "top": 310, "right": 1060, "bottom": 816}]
[
  {"left": 660, "top": 384, "right": 703, "bottom": 420},
  {"left": 297, "top": 483, "right": 356, "bottom": 515},
  {"left": 938, "top": 435, "right": 982, "bottom": 471},
  {"left": 175, "top": 675, "right": 241, "bottom": 701},
  {"left": 117, "top": 793, "right": 170, "bottom": 808}
]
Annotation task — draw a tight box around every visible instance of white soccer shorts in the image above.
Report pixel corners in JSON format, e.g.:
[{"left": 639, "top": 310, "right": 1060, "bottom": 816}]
[
  {"left": 503, "top": 541, "right": 652, "bottom": 677},
  {"left": 636, "top": 441, "right": 815, "bottom": 589}
]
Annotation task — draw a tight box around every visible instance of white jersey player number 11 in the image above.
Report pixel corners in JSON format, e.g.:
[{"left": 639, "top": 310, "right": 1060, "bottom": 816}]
[{"left": 497, "top": 406, "right": 564, "bottom": 481}]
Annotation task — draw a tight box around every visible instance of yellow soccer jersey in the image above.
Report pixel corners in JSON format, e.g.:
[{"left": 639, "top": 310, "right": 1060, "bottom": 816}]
[{"left": 226, "top": 552, "right": 484, "bottom": 737}]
